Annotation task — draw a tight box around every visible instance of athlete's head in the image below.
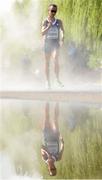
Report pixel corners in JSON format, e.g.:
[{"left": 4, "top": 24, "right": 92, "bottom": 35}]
[
  {"left": 47, "top": 157, "right": 57, "bottom": 176},
  {"left": 48, "top": 4, "right": 57, "bottom": 17}
]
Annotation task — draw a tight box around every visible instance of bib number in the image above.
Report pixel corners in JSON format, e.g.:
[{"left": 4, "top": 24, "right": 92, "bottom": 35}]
[{"left": 47, "top": 26, "right": 59, "bottom": 39}]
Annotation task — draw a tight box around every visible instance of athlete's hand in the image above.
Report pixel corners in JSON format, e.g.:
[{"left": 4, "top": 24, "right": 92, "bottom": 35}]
[
  {"left": 47, "top": 22, "right": 52, "bottom": 29},
  {"left": 60, "top": 136, "right": 64, "bottom": 143}
]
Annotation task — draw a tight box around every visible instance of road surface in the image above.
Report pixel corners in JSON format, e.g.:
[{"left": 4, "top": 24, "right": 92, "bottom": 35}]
[{"left": 0, "top": 91, "right": 102, "bottom": 103}]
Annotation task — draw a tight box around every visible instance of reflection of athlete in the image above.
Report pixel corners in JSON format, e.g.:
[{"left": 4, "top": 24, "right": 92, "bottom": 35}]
[
  {"left": 41, "top": 103, "right": 64, "bottom": 176},
  {"left": 41, "top": 4, "right": 64, "bottom": 89}
]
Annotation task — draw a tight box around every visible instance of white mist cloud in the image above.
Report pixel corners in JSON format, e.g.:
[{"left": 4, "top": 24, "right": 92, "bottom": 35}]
[{"left": 0, "top": 0, "right": 15, "bottom": 16}]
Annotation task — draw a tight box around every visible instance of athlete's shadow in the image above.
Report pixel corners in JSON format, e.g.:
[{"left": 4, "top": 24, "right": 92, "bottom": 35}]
[{"left": 41, "top": 102, "right": 64, "bottom": 176}]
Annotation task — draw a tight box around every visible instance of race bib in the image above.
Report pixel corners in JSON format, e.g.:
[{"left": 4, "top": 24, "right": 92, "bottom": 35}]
[
  {"left": 47, "top": 26, "right": 59, "bottom": 39},
  {"left": 47, "top": 141, "right": 59, "bottom": 154}
]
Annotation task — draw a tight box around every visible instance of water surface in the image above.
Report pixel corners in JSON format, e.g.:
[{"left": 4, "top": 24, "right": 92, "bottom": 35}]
[{"left": 0, "top": 99, "right": 102, "bottom": 179}]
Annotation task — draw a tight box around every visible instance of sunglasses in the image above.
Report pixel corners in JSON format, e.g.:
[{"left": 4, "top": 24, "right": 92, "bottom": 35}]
[
  {"left": 50, "top": 168, "right": 56, "bottom": 171},
  {"left": 51, "top": 10, "right": 57, "bottom": 13}
]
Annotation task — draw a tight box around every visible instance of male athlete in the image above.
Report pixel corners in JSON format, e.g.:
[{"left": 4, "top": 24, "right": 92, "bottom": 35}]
[
  {"left": 41, "top": 4, "right": 64, "bottom": 88},
  {"left": 41, "top": 103, "right": 64, "bottom": 176}
]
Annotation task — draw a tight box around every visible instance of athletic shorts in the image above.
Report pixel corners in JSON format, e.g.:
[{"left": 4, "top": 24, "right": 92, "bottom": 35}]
[
  {"left": 44, "top": 39, "right": 59, "bottom": 54},
  {"left": 43, "top": 127, "right": 59, "bottom": 144}
]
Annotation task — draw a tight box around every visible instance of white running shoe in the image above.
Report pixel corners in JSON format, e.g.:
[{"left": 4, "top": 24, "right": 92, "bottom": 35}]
[{"left": 55, "top": 79, "right": 64, "bottom": 88}]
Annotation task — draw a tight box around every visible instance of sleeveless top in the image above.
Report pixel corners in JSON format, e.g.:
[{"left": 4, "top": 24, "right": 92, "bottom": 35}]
[
  {"left": 46, "top": 140, "right": 59, "bottom": 155},
  {"left": 43, "top": 131, "right": 59, "bottom": 160},
  {"left": 42, "top": 18, "right": 61, "bottom": 41}
]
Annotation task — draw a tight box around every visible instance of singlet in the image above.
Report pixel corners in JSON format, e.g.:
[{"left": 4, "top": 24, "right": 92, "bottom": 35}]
[
  {"left": 42, "top": 18, "right": 61, "bottom": 40},
  {"left": 44, "top": 131, "right": 59, "bottom": 160},
  {"left": 46, "top": 141, "right": 59, "bottom": 155}
]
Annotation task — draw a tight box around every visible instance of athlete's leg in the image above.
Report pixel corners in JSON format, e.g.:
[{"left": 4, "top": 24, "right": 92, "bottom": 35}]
[
  {"left": 53, "top": 49, "right": 60, "bottom": 81},
  {"left": 53, "top": 49, "right": 64, "bottom": 87},
  {"left": 45, "top": 53, "right": 51, "bottom": 88},
  {"left": 43, "top": 102, "right": 51, "bottom": 130},
  {"left": 52, "top": 103, "right": 59, "bottom": 133}
]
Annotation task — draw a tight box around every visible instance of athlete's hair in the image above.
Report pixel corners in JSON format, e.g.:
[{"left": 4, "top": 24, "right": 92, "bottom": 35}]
[{"left": 48, "top": 4, "right": 57, "bottom": 9}]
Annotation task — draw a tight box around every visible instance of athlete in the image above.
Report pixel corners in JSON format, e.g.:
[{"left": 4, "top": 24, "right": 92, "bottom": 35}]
[
  {"left": 41, "top": 4, "right": 64, "bottom": 88},
  {"left": 41, "top": 103, "right": 64, "bottom": 176}
]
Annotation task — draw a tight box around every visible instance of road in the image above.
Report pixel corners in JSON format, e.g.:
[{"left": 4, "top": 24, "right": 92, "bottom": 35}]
[{"left": 0, "top": 91, "right": 102, "bottom": 103}]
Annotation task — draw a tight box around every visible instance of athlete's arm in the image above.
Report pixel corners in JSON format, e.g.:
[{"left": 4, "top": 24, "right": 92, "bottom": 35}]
[
  {"left": 41, "top": 22, "right": 52, "bottom": 36},
  {"left": 60, "top": 20, "right": 64, "bottom": 42},
  {"left": 58, "top": 136, "right": 64, "bottom": 160},
  {"left": 41, "top": 147, "right": 49, "bottom": 162}
]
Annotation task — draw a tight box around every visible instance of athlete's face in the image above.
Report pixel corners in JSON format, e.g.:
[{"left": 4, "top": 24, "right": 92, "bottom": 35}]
[
  {"left": 48, "top": 158, "right": 56, "bottom": 176},
  {"left": 48, "top": 6, "right": 57, "bottom": 17}
]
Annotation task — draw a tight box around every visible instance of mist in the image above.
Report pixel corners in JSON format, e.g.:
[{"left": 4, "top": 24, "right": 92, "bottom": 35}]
[
  {"left": 0, "top": 0, "right": 101, "bottom": 91},
  {"left": 0, "top": 0, "right": 43, "bottom": 90}
]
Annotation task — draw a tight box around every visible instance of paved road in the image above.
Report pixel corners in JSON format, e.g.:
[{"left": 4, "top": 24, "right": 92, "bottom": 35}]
[{"left": 0, "top": 91, "right": 102, "bottom": 103}]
